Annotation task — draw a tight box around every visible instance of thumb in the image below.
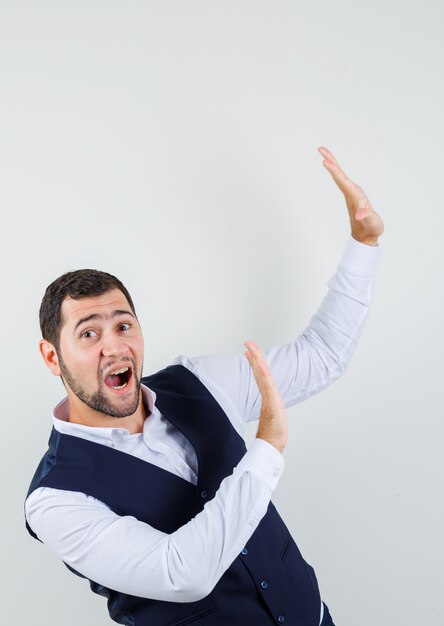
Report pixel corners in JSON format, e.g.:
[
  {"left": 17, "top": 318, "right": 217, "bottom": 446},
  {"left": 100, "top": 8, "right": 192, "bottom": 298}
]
[{"left": 355, "top": 206, "right": 371, "bottom": 221}]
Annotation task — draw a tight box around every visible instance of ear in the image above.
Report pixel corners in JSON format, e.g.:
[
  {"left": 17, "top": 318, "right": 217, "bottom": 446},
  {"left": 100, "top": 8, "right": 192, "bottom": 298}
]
[{"left": 39, "top": 339, "right": 62, "bottom": 376}]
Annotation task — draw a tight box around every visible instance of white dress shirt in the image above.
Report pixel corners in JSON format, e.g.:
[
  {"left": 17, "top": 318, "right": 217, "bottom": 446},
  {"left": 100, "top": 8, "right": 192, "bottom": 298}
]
[{"left": 25, "top": 236, "right": 381, "bottom": 625}]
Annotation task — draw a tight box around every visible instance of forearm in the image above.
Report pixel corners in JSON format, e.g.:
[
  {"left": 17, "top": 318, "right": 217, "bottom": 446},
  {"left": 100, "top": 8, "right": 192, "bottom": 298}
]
[
  {"left": 175, "top": 236, "right": 382, "bottom": 426},
  {"left": 251, "top": 235, "right": 382, "bottom": 413},
  {"left": 167, "top": 438, "right": 283, "bottom": 599},
  {"left": 25, "top": 439, "right": 283, "bottom": 602}
]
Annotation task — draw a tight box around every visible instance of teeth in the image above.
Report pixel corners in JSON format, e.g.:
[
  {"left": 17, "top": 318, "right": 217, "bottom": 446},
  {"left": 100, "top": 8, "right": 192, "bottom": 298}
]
[{"left": 109, "top": 366, "right": 129, "bottom": 376}]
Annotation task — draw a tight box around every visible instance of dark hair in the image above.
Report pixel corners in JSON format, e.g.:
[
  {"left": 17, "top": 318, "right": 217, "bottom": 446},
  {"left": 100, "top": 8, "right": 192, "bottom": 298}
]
[{"left": 39, "top": 269, "right": 137, "bottom": 349}]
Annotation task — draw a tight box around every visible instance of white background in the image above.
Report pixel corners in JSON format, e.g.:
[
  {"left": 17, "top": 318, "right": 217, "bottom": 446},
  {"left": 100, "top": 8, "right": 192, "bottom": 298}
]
[{"left": 1, "top": 1, "right": 443, "bottom": 625}]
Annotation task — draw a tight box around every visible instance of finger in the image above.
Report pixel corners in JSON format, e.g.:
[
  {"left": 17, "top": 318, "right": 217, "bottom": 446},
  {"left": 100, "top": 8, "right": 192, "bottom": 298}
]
[
  {"left": 355, "top": 204, "right": 372, "bottom": 220},
  {"left": 318, "top": 147, "right": 379, "bottom": 229},
  {"left": 317, "top": 146, "right": 340, "bottom": 166},
  {"left": 321, "top": 158, "right": 353, "bottom": 192},
  {"left": 317, "top": 147, "right": 357, "bottom": 197},
  {"left": 244, "top": 342, "right": 279, "bottom": 392},
  {"left": 244, "top": 341, "right": 268, "bottom": 376},
  {"left": 244, "top": 341, "right": 268, "bottom": 364}
]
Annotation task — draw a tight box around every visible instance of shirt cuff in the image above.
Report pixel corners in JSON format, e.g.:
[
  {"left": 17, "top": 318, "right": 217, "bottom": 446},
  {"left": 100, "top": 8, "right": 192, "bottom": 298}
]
[
  {"left": 235, "top": 438, "right": 285, "bottom": 492},
  {"left": 338, "top": 235, "right": 382, "bottom": 276}
]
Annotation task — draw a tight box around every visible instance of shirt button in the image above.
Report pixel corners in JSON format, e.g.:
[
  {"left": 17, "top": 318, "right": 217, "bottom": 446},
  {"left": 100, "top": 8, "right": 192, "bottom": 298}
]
[
  {"left": 273, "top": 467, "right": 280, "bottom": 477},
  {"left": 200, "top": 490, "right": 207, "bottom": 499},
  {"left": 241, "top": 548, "right": 248, "bottom": 556},
  {"left": 117, "top": 429, "right": 126, "bottom": 436},
  {"left": 277, "top": 615, "right": 285, "bottom": 623},
  {"left": 260, "top": 580, "right": 268, "bottom": 589},
  {"left": 250, "top": 518, "right": 257, "bottom": 526}
]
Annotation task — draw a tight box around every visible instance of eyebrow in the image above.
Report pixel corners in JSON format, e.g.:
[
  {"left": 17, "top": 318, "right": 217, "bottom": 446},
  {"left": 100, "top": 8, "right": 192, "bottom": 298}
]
[{"left": 74, "top": 310, "right": 135, "bottom": 332}]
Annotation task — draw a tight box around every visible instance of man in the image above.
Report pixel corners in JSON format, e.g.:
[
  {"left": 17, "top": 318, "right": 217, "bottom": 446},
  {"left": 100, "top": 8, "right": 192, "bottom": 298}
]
[{"left": 25, "top": 147, "right": 384, "bottom": 626}]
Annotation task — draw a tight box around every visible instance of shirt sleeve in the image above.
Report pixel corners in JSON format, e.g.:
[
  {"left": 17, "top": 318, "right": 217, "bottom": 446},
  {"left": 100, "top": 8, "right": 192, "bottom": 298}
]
[
  {"left": 25, "top": 438, "right": 284, "bottom": 603},
  {"left": 173, "top": 236, "right": 381, "bottom": 425}
]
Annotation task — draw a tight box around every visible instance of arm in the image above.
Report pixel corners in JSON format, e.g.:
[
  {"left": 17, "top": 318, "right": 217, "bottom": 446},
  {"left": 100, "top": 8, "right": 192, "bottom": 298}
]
[
  {"left": 175, "top": 235, "right": 381, "bottom": 426},
  {"left": 173, "top": 147, "right": 384, "bottom": 426},
  {"left": 25, "top": 437, "right": 284, "bottom": 603},
  {"left": 25, "top": 346, "right": 288, "bottom": 603}
]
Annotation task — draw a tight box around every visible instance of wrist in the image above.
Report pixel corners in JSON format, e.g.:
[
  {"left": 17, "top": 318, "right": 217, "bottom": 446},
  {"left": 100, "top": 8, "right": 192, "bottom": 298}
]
[
  {"left": 351, "top": 232, "right": 379, "bottom": 247},
  {"left": 256, "top": 434, "right": 286, "bottom": 454}
]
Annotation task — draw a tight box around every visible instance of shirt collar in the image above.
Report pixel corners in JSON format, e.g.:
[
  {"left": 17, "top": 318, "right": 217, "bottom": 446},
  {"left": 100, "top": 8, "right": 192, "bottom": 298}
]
[{"left": 52, "top": 383, "right": 157, "bottom": 445}]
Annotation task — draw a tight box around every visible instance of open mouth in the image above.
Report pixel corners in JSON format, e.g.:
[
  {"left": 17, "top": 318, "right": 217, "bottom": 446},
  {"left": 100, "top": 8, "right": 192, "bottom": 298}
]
[{"left": 104, "top": 366, "right": 132, "bottom": 391}]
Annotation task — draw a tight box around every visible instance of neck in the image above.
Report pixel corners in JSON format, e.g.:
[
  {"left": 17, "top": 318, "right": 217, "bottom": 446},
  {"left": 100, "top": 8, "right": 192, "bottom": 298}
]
[{"left": 67, "top": 390, "right": 149, "bottom": 434}]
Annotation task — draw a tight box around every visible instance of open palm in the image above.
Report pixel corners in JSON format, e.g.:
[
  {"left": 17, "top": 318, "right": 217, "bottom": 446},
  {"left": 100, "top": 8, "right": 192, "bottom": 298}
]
[{"left": 318, "top": 146, "right": 384, "bottom": 246}]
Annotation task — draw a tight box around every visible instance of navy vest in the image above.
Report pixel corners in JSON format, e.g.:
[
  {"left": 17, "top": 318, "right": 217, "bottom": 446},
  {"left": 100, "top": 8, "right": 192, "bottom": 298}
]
[{"left": 25, "top": 365, "right": 321, "bottom": 626}]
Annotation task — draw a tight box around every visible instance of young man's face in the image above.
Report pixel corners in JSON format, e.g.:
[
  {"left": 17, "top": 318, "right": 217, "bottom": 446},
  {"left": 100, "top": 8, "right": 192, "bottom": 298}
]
[{"left": 49, "top": 288, "right": 144, "bottom": 419}]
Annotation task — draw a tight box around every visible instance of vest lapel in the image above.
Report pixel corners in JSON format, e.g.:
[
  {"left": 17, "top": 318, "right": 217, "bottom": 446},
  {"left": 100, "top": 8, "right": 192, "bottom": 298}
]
[{"left": 143, "top": 365, "right": 247, "bottom": 502}]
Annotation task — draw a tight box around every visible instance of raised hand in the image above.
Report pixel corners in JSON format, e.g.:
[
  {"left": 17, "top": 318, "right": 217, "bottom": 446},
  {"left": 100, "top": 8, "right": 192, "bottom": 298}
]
[
  {"left": 318, "top": 146, "right": 384, "bottom": 246},
  {"left": 244, "top": 341, "right": 288, "bottom": 454}
]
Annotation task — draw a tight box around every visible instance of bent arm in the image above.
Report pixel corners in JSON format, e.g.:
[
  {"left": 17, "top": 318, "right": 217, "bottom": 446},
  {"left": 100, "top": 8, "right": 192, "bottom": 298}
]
[
  {"left": 25, "top": 438, "right": 283, "bottom": 602},
  {"left": 174, "top": 236, "right": 381, "bottom": 427}
]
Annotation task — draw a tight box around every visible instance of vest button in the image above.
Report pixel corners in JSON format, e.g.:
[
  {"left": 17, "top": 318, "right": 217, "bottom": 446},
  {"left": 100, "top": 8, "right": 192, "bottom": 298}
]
[
  {"left": 260, "top": 580, "right": 268, "bottom": 589},
  {"left": 200, "top": 490, "right": 207, "bottom": 499},
  {"left": 241, "top": 548, "right": 248, "bottom": 556},
  {"left": 277, "top": 615, "right": 285, "bottom": 623}
]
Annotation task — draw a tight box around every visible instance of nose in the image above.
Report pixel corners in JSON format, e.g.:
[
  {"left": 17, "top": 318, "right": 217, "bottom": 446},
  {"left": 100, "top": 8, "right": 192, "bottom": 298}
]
[{"left": 101, "top": 331, "right": 128, "bottom": 358}]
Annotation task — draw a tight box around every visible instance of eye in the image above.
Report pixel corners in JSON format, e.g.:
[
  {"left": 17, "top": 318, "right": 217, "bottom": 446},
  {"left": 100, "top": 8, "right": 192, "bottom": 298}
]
[
  {"left": 81, "top": 329, "right": 97, "bottom": 339},
  {"left": 119, "top": 322, "right": 131, "bottom": 331}
]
